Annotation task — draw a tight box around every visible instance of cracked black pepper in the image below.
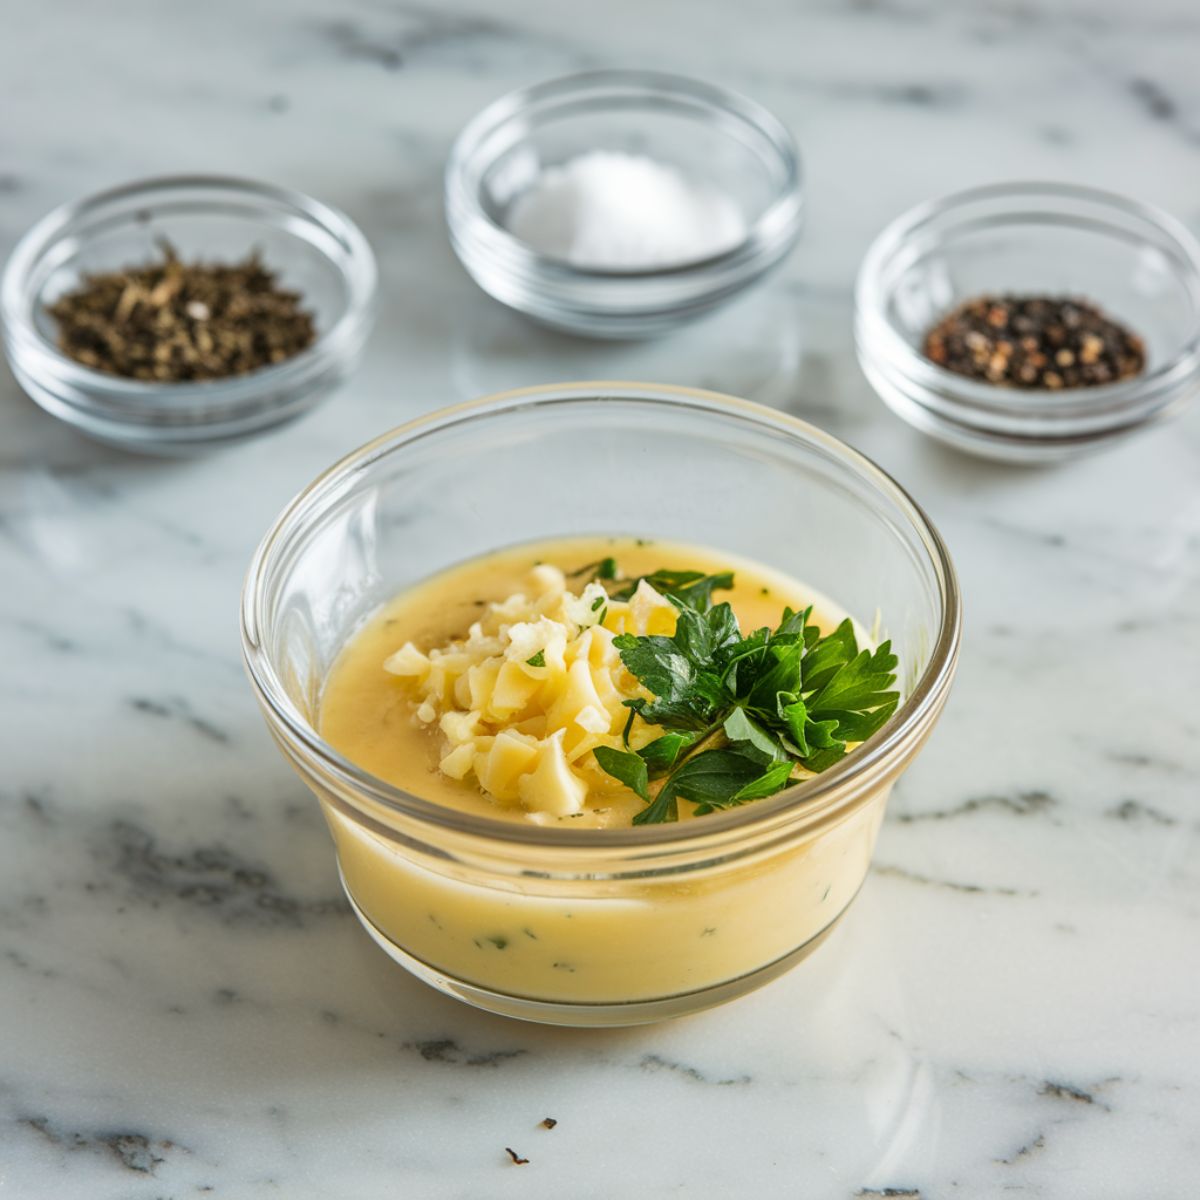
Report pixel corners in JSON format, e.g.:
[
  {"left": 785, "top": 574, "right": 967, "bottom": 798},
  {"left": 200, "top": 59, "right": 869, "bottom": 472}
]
[{"left": 923, "top": 295, "right": 1146, "bottom": 389}]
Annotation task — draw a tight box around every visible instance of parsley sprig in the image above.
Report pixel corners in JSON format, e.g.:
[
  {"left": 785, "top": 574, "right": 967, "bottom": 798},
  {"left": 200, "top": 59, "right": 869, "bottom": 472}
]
[{"left": 591, "top": 569, "right": 899, "bottom": 824}]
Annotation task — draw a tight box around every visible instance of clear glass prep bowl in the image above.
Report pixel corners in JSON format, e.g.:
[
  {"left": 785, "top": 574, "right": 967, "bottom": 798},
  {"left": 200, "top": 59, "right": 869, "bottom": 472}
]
[
  {"left": 240, "top": 384, "right": 960, "bottom": 1026},
  {"left": 855, "top": 182, "right": 1200, "bottom": 462},
  {"left": 445, "top": 71, "right": 804, "bottom": 339},
  {"left": 1, "top": 176, "right": 377, "bottom": 455}
]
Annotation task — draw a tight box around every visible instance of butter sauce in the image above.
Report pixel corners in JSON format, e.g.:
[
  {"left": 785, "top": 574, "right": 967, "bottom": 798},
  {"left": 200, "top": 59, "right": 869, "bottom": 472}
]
[
  {"left": 319, "top": 536, "right": 846, "bottom": 829},
  {"left": 314, "top": 537, "right": 883, "bottom": 1005}
]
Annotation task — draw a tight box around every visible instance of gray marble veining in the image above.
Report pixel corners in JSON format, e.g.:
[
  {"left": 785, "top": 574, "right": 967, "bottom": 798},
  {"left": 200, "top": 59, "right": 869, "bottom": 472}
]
[{"left": 2, "top": 1, "right": 1199, "bottom": 1196}]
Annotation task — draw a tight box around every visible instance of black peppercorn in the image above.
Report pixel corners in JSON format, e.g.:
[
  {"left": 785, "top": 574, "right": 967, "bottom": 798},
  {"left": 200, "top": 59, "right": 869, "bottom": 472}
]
[{"left": 923, "top": 295, "right": 1145, "bottom": 389}]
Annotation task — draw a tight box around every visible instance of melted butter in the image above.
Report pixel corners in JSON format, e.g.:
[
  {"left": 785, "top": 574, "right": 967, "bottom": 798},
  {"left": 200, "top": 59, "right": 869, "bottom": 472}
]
[{"left": 319, "top": 536, "right": 848, "bottom": 829}]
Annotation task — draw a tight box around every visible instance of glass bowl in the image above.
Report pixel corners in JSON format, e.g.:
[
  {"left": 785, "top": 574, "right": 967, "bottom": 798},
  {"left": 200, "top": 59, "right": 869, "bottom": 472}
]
[
  {"left": 855, "top": 182, "right": 1200, "bottom": 463},
  {"left": 1, "top": 175, "right": 377, "bottom": 455},
  {"left": 444, "top": 71, "right": 803, "bottom": 339},
  {"left": 240, "top": 383, "right": 960, "bottom": 1026}
]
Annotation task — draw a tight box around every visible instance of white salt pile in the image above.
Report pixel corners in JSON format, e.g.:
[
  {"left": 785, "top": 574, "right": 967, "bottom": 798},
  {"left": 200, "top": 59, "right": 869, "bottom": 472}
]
[{"left": 505, "top": 150, "right": 747, "bottom": 271}]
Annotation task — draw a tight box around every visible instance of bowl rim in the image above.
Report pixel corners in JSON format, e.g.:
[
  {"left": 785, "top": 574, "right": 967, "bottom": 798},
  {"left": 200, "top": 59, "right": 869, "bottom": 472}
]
[
  {"left": 854, "top": 180, "right": 1200, "bottom": 418},
  {"left": 0, "top": 173, "right": 378, "bottom": 408},
  {"left": 444, "top": 68, "right": 804, "bottom": 282},
  {"left": 240, "top": 382, "right": 962, "bottom": 851}
]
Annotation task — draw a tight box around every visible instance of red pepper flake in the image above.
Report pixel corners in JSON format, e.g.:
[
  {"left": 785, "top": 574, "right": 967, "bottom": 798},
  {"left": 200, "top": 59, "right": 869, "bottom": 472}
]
[{"left": 541, "top": 1117, "right": 558, "bottom": 1130}]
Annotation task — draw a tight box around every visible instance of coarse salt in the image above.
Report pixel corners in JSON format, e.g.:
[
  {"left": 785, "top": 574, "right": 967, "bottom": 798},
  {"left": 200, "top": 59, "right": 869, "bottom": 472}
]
[{"left": 505, "top": 150, "right": 747, "bottom": 271}]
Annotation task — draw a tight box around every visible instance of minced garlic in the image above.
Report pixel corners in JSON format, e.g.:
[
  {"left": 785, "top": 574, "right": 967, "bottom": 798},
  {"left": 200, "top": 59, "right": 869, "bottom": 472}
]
[{"left": 382, "top": 565, "right": 679, "bottom": 816}]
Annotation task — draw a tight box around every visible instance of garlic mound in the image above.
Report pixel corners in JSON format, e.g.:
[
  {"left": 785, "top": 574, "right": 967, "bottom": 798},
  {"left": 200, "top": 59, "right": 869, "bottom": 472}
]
[{"left": 383, "top": 566, "right": 678, "bottom": 816}]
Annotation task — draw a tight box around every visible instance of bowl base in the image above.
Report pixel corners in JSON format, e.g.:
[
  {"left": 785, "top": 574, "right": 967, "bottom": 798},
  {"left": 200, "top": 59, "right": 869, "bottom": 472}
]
[{"left": 339, "top": 870, "right": 850, "bottom": 1027}]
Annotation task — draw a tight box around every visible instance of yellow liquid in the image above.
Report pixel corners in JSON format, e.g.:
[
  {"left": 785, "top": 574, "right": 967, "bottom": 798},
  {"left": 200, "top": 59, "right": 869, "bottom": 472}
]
[
  {"left": 320, "top": 536, "right": 843, "bottom": 828},
  {"left": 316, "top": 537, "right": 889, "bottom": 1005}
]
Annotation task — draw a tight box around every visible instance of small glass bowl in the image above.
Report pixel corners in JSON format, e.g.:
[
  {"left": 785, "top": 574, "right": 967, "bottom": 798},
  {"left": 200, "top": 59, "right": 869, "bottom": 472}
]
[
  {"left": 445, "top": 71, "right": 804, "bottom": 339},
  {"left": 855, "top": 182, "right": 1200, "bottom": 462},
  {"left": 1, "top": 176, "right": 377, "bottom": 455},
  {"left": 240, "top": 383, "right": 960, "bottom": 1026}
]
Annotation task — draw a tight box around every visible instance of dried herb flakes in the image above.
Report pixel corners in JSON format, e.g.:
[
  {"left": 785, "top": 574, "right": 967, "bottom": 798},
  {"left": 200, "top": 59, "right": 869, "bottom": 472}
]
[{"left": 48, "top": 241, "right": 315, "bottom": 382}]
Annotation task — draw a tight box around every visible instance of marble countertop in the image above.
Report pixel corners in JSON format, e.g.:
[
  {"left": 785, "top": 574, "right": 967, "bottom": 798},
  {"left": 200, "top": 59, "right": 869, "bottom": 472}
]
[{"left": 3, "top": 1, "right": 1199, "bottom": 1196}]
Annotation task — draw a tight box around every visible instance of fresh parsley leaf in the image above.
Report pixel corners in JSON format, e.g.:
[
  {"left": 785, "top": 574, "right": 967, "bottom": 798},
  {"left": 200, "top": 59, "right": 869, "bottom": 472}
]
[
  {"left": 807, "top": 641, "right": 899, "bottom": 715},
  {"left": 722, "top": 707, "right": 789, "bottom": 765},
  {"left": 571, "top": 557, "right": 618, "bottom": 581},
  {"left": 613, "top": 634, "right": 695, "bottom": 702},
  {"left": 796, "top": 744, "right": 846, "bottom": 773},
  {"left": 818, "top": 699, "right": 898, "bottom": 744},
  {"left": 632, "top": 786, "right": 679, "bottom": 825},
  {"left": 689, "top": 671, "right": 729, "bottom": 710},
  {"left": 630, "top": 753, "right": 796, "bottom": 824},
  {"left": 620, "top": 705, "right": 637, "bottom": 746},
  {"left": 672, "top": 603, "right": 741, "bottom": 664},
  {"left": 624, "top": 692, "right": 715, "bottom": 732},
  {"left": 776, "top": 693, "right": 812, "bottom": 756},
  {"left": 774, "top": 605, "right": 812, "bottom": 640},
  {"left": 610, "top": 569, "right": 734, "bottom": 612},
  {"left": 667, "top": 749, "right": 762, "bottom": 801},
  {"left": 636, "top": 731, "right": 698, "bottom": 776},
  {"left": 745, "top": 640, "right": 804, "bottom": 713},
  {"left": 729, "top": 760, "right": 795, "bottom": 802},
  {"left": 592, "top": 746, "right": 649, "bottom": 802},
  {"left": 777, "top": 692, "right": 840, "bottom": 756},
  {"left": 613, "top": 623, "right": 728, "bottom": 730},
  {"left": 597, "top": 572, "right": 901, "bottom": 822},
  {"left": 801, "top": 617, "right": 858, "bottom": 692},
  {"left": 715, "top": 626, "right": 771, "bottom": 689},
  {"left": 526, "top": 650, "right": 546, "bottom": 668},
  {"left": 648, "top": 749, "right": 765, "bottom": 820}
]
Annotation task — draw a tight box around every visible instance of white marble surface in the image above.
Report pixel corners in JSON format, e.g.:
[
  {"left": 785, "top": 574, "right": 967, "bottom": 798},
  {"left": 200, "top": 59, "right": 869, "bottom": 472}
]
[{"left": 2, "top": 1, "right": 1199, "bottom": 1196}]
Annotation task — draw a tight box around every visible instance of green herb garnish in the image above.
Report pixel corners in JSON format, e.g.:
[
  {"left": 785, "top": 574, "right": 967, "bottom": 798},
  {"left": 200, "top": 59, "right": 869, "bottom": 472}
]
[
  {"left": 609, "top": 568, "right": 735, "bottom": 611},
  {"left": 526, "top": 650, "right": 546, "bottom": 668},
  {"left": 575, "top": 559, "right": 735, "bottom": 613},
  {"left": 570, "top": 556, "right": 618, "bottom": 581},
  {"left": 592, "top": 569, "right": 899, "bottom": 824}
]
